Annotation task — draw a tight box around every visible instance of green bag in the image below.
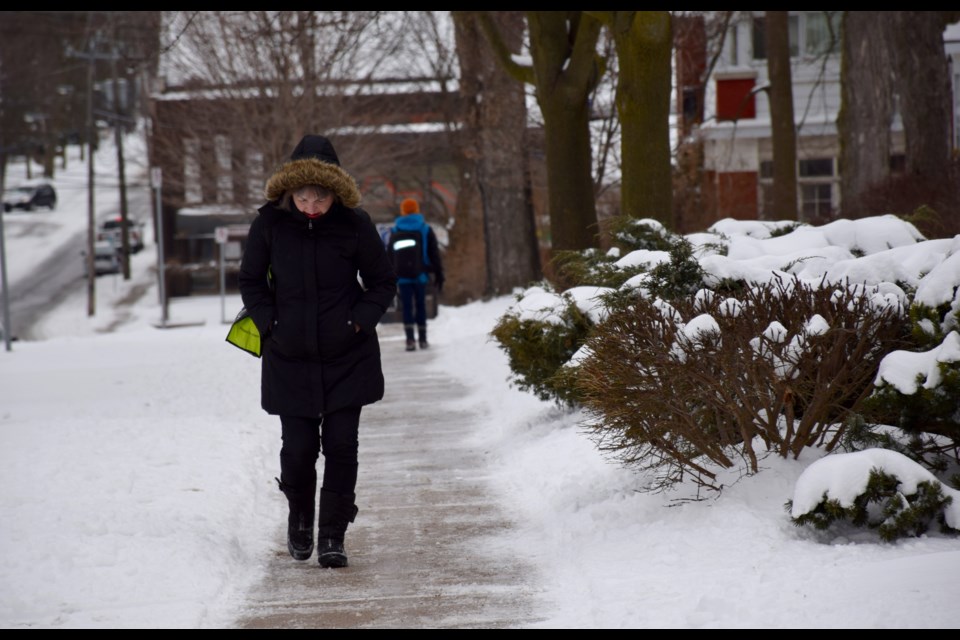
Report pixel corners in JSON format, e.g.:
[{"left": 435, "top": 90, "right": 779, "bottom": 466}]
[
  {"left": 228, "top": 230, "right": 274, "bottom": 358},
  {"left": 225, "top": 307, "right": 262, "bottom": 358}
]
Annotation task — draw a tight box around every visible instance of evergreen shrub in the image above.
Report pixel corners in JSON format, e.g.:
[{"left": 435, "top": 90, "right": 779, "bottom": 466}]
[{"left": 788, "top": 469, "right": 955, "bottom": 542}]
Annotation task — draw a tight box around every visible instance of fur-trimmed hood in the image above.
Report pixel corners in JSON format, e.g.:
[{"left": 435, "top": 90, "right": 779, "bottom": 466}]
[{"left": 263, "top": 157, "right": 362, "bottom": 209}]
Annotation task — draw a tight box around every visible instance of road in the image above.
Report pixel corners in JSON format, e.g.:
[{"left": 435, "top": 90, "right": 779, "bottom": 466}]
[{"left": 2, "top": 187, "right": 150, "bottom": 341}]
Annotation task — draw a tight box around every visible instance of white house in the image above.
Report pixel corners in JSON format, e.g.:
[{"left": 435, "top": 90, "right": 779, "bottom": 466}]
[{"left": 696, "top": 12, "right": 959, "bottom": 222}]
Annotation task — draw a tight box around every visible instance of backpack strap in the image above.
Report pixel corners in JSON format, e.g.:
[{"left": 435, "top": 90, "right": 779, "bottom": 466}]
[{"left": 419, "top": 221, "right": 431, "bottom": 270}]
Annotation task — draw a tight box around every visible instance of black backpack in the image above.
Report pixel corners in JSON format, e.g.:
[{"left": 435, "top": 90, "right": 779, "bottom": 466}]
[{"left": 390, "top": 228, "right": 426, "bottom": 279}]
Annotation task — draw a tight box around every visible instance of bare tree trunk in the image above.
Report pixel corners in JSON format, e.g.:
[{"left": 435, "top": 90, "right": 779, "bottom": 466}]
[
  {"left": 837, "top": 11, "right": 893, "bottom": 216},
  {"left": 602, "top": 11, "right": 673, "bottom": 228},
  {"left": 765, "top": 11, "right": 798, "bottom": 220},
  {"left": 889, "top": 11, "right": 953, "bottom": 182},
  {"left": 473, "top": 13, "right": 541, "bottom": 298},
  {"left": 528, "top": 12, "right": 603, "bottom": 252},
  {"left": 446, "top": 12, "right": 492, "bottom": 304},
  {"left": 447, "top": 12, "right": 540, "bottom": 305},
  {"left": 479, "top": 11, "right": 602, "bottom": 254}
]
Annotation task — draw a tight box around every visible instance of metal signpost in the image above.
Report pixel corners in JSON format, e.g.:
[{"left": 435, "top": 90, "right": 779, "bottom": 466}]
[
  {"left": 216, "top": 225, "right": 228, "bottom": 324},
  {"left": 0, "top": 190, "right": 11, "bottom": 352},
  {"left": 151, "top": 167, "right": 167, "bottom": 327}
]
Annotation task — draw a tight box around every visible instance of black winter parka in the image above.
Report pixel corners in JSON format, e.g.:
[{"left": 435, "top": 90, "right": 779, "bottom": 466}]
[{"left": 239, "top": 156, "right": 397, "bottom": 417}]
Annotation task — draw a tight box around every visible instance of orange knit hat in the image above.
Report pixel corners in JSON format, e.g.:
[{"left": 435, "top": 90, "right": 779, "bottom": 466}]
[{"left": 400, "top": 198, "right": 420, "bottom": 215}]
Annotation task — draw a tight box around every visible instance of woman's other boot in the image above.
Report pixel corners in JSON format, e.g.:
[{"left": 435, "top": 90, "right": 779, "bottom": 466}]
[{"left": 316, "top": 488, "right": 359, "bottom": 568}]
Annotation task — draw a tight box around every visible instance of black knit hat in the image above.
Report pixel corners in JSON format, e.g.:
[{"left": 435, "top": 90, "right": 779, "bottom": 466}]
[{"left": 290, "top": 134, "right": 341, "bottom": 166}]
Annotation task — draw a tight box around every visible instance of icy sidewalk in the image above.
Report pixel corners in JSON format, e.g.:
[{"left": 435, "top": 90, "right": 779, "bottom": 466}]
[{"left": 232, "top": 322, "right": 545, "bottom": 628}]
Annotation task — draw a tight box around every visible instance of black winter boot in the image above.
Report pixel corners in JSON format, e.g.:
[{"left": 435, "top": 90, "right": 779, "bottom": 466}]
[
  {"left": 276, "top": 477, "right": 315, "bottom": 561},
  {"left": 418, "top": 325, "right": 429, "bottom": 349},
  {"left": 317, "top": 488, "right": 359, "bottom": 568}
]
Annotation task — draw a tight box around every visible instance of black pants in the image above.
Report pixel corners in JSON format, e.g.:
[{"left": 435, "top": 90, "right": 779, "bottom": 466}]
[{"left": 279, "top": 406, "right": 361, "bottom": 495}]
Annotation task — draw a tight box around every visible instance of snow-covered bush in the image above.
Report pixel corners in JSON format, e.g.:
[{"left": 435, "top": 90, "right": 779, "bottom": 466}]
[
  {"left": 491, "top": 214, "right": 960, "bottom": 500},
  {"left": 860, "top": 267, "right": 960, "bottom": 448},
  {"left": 576, "top": 276, "right": 911, "bottom": 492},
  {"left": 490, "top": 284, "right": 595, "bottom": 406},
  {"left": 788, "top": 449, "right": 959, "bottom": 541}
]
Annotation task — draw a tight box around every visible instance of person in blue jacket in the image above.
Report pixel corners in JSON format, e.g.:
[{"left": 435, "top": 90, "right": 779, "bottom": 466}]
[{"left": 388, "top": 197, "right": 444, "bottom": 351}]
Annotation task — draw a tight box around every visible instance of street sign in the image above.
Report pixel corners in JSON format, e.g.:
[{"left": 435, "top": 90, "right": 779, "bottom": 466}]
[
  {"left": 215, "top": 226, "right": 229, "bottom": 244},
  {"left": 150, "top": 167, "right": 162, "bottom": 189}
]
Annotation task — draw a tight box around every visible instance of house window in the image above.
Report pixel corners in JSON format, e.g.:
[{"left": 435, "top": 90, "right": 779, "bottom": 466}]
[
  {"left": 752, "top": 15, "right": 799, "bottom": 60},
  {"left": 682, "top": 87, "right": 701, "bottom": 125},
  {"left": 758, "top": 157, "right": 836, "bottom": 220},
  {"left": 246, "top": 150, "right": 264, "bottom": 203},
  {"left": 799, "top": 158, "right": 833, "bottom": 177},
  {"left": 716, "top": 77, "right": 757, "bottom": 120},
  {"left": 804, "top": 12, "right": 841, "bottom": 57},
  {"left": 801, "top": 183, "right": 833, "bottom": 219},
  {"left": 759, "top": 160, "right": 774, "bottom": 179},
  {"left": 800, "top": 156, "right": 834, "bottom": 220},
  {"left": 184, "top": 138, "right": 202, "bottom": 204},
  {"left": 753, "top": 13, "right": 839, "bottom": 60},
  {"left": 215, "top": 135, "right": 233, "bottom": 204},
  {"left": 724, "top": 24, "right": 739, "bottom": 66}
]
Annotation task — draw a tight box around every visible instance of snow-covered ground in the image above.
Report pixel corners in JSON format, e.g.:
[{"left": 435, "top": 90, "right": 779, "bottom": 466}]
[{"left": 1, "top": 129, "right": 958, "bottom": 628}]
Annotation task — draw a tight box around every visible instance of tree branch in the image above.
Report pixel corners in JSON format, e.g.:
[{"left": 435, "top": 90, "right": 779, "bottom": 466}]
[{"left": 473, "top": 11, "right": 534, "bottom": 84}]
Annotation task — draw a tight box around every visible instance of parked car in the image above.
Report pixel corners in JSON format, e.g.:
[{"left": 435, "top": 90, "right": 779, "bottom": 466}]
[
  {"left": 97, "top": 216, "right": 145, "bottom": 254},
  {"left": 3, "top": 182, "right": 57, "bottom": 212},
  {"left": 84, "top": 241, "right": 122, "bottom": 276}
]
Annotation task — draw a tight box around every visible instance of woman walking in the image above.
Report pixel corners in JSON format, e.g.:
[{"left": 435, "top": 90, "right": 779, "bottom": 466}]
[{"left": 239, "top": 134, "right": 397, "bottom": 568}]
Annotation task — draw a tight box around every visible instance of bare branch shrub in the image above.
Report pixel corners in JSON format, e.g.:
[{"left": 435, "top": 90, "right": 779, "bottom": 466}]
[{"left": 576, "top": 275, "right": 912, "bottom": 492}]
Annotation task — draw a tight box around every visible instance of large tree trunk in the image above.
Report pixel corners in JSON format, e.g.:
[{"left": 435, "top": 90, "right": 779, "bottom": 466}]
[
  {"left": 477, "top": 11, "right": 603, "bottom": 257},
  {"left": 608, "top": 11, "right": 673, "bottom": 228},
  {"left": 446, "top": 12, "right": 492, "bottom": 305},
  {"left": 538, "top": 92, "right": 598, "bottom": 253},
  {"left": 447, "top": 12, "right": 540, "bottom": 304},
  {"left": 837, "top": 11, "right": 893, "bottom": 216},
  {"left": 889, "top": 11, "right": 953, "bottom": 182},
  {"left": 527, "top": 12, "right": 603, "bottom": 252},
  {"left": 765, "top": 11, "right": 798, "bottom": 220},
  {"left": 472, "top": 12, "right": 540, "bottom": 298}
]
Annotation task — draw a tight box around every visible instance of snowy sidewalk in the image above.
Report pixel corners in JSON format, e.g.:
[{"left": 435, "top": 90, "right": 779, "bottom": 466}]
[{"left": 232, "top": 322, "right": 545, "bottom": 628}]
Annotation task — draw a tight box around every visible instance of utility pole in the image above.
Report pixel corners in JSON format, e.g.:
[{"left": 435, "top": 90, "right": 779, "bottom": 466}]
[
  {"left": 68, "top": 31, "right": 123, "bottom": 315},
  {"left": 85, "top": 37, "right": 97, "bottom": 317},
  {"left": 110, "top": 44, "right": 131, "bottom": 279},
  {"left": 1, "top": 57, "right": 13, "bottom": 350}
]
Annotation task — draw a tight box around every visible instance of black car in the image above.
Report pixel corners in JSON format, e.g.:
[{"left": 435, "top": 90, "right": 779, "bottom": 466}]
[{"left": 3, "top": 182, "right": 57, "bottom": 212}]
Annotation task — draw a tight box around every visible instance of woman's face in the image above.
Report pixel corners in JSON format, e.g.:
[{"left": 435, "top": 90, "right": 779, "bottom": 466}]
[{"left": 293, "top": 187, "right": 334, "bottom": 217}]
